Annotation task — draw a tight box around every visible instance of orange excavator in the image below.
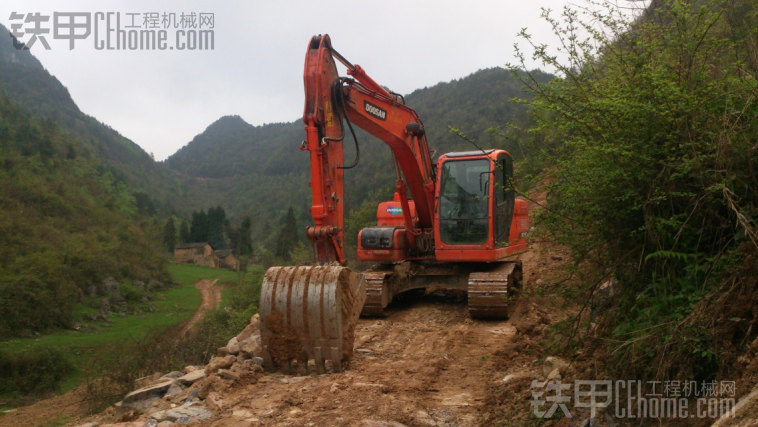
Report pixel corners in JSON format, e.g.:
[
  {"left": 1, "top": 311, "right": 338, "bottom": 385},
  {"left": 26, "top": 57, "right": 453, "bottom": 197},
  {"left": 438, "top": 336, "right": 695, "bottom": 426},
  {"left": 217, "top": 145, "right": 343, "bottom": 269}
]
[{"left": 259, "top": 35, "right": 529, "bottom": 374}]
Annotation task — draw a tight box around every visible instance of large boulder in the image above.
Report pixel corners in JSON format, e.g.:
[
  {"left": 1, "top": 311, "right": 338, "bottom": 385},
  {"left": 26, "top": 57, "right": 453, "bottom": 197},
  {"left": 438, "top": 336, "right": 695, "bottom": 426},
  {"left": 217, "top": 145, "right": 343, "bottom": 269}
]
[
  {"left": 225, "top": 337, "right": 241, "bottom": 355},
  {"left": 102, "top": 277, "right": 119, "bottom": 295},
  {"left": 206, "top": 355, "right": 236, "bottom": 374},
  {"left": 240, "top": 335, "right": 262, "bottom": 358},
  {"left": 150, "top": 406, "right": 212, "bottom": 424},
  {"left": 121, "top": 378, "right": 174, "bottom": 408},
  {"left": 236, "top": 323, "right": 259, "bottom": 344}
]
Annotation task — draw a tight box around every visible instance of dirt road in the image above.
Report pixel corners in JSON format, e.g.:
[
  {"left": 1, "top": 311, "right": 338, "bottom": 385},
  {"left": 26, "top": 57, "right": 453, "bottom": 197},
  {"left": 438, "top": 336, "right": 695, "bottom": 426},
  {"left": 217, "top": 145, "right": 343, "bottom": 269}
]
[
  {"left": 202, "top": 188, "right": 560, "bottom": 427},
  {"left": 180, "top": 279, "right": 221, "bottom": 335},
  {"left": 205, "top": 293, "right": 531, "bottom": 426}
]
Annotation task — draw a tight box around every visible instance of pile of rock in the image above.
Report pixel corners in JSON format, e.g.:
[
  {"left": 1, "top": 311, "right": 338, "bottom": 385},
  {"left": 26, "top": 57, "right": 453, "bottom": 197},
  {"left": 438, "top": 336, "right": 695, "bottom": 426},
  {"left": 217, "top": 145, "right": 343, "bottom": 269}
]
[
  {"left": 216, "top": 313, "right": 262, "bottom": 360},
  {"left": 75, "top": 314, "right": 263, "bottom": 427}
]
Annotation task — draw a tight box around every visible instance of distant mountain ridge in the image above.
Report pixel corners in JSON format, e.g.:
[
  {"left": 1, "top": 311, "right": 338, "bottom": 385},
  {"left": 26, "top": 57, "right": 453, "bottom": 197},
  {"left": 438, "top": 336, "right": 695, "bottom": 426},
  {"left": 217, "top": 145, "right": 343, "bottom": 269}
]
[
  {"left": 0, "top": 20, "right": 552, "bottom": 251},
  {"left": 164, "top": 67, "right": 553, "bottom": 248}
]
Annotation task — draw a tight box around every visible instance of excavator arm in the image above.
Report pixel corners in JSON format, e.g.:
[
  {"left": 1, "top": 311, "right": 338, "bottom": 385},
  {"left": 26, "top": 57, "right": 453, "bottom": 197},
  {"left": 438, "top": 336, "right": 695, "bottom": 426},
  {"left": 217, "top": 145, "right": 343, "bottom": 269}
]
[
  {"left": 302, "top": 34, "right": 435, "bottom": 263},
  {"left": 261, "top": 34, "right": 441, "bottom": 374}
]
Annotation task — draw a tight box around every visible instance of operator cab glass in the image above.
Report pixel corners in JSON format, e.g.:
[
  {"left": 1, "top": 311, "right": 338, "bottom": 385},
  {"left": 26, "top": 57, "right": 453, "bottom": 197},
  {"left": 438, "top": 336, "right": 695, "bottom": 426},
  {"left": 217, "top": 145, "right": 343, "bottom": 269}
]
[{"left": 439, "top": 159, "right": 490, "bottom": 245}]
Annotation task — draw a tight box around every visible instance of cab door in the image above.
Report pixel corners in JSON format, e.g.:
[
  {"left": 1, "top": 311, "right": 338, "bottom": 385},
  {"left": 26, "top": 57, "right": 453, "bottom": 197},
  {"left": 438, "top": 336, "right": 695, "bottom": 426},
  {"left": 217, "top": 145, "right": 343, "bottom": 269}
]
[{"left": 493, "top": 154, "right": 515, "bottom": 247}]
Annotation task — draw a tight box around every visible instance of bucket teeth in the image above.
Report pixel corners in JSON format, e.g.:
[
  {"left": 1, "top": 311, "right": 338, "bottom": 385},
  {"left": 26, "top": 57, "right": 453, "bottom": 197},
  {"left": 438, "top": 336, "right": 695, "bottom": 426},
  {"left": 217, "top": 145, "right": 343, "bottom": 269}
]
[{"left": 259, "top": 265, "right": 365, "bottom": 373}]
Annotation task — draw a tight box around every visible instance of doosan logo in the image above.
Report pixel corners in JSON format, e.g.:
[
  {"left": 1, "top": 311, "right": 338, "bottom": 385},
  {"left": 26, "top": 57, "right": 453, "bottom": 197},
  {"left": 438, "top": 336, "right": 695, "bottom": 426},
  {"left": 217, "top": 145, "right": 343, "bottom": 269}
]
[
  {"left": 364, "top": 101, "right": 387, "bottom": 121},
  {"left": 386, "top": 206, "right": 402, "bottom": 215}
]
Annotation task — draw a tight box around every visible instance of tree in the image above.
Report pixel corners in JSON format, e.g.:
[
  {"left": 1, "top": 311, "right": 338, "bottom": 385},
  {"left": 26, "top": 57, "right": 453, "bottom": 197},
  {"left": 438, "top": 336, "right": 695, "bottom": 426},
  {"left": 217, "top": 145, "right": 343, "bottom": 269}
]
[
  {"left": 163, "top": 218, "right": 176, "bottom": 252},
  {"left": 238, "top": 216, "right": 253, "bottom": 256},
  {"left": 509, "top": 0, "right": 758, "bottom": 384},
  {"left": 274, "top": 206, "right": 299, "bottom": 261},
  {"left": 179, "top": 220, "right": 190, "bottom": 244},
  {"left": 133, "top": 191, "right": 157, "bottom": 216},
  {"left": 207, "top": 205, "right": 226, "bottom": 249},
  {"left": 190, "top": 210, "right": 208, "bottom": 242}
]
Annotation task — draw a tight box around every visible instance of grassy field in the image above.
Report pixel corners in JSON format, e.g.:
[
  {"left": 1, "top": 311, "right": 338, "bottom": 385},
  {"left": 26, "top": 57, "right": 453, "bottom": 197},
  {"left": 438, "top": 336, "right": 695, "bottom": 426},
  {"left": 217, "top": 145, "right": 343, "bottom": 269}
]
[{"left": 0, "top": 263, "right": 243, "bottom": 395}]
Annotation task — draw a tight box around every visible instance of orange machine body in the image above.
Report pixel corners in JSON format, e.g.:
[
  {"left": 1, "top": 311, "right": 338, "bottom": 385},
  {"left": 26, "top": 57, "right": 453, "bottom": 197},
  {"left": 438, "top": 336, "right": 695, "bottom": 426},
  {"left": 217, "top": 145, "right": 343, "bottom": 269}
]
[{"left": 302, "top": 34, "right": 528, "bottom": 267}]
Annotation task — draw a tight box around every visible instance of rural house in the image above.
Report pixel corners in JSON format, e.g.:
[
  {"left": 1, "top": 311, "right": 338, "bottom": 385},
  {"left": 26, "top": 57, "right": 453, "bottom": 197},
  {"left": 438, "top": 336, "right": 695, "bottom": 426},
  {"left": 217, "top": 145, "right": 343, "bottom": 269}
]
[
  {"left": 214, "top": 249, "right": 237, "bottom": 270},
  {"left": 173, "top": 242, "right": 216, "bottom": 267}
]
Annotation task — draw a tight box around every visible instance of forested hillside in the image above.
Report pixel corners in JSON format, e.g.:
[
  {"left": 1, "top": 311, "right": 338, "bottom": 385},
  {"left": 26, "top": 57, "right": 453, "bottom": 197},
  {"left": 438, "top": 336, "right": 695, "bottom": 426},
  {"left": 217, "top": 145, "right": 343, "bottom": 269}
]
[
  {"left": 0, "top": 93, "right": 168, "bottom": 336},
  {"left": 166, "top": 67, "right": 553, "bottom": 251},
  {"left": 0, "top": 23, "right": 185, "bottom": 215}
]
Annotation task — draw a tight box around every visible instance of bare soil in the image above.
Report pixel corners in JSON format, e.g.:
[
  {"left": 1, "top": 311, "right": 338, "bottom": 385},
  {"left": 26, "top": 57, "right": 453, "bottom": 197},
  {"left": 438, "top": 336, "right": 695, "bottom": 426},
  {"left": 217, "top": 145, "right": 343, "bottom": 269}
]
[{"left": 209, "top": 297, "right": 520, "bottom": 426}]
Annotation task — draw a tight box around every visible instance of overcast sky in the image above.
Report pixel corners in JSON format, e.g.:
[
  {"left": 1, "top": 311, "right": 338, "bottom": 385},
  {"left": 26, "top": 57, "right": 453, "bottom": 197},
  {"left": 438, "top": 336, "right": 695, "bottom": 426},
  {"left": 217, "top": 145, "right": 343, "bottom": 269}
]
[{"left": 2, "top": 1, "right": 616, "bottom": 160}]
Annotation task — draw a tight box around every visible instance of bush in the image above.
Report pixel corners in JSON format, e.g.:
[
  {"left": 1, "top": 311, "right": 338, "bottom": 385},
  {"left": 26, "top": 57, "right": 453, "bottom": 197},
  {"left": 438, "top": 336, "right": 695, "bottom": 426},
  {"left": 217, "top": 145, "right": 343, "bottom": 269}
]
[
  {"left": 118, "top": 281, "right": 146, "bottom": 302},
  {"left": 0, "top": 348, "right": 73, "bottom": 396},
  {"left": 0, "top": 273, "right": 74, "bottom": 335},
  {"left": 510, "top": 0, "right": 758, "bottom": 382}
]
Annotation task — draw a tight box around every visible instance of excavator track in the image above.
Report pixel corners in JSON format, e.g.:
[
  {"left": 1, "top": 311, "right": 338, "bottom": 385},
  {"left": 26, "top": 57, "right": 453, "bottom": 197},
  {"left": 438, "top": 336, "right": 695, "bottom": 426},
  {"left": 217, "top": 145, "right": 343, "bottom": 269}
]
[
  {"left": 358, "top": 261, "right": 522, "bottom": 320},
  {"left": 467, "top": 261, "right": 522, "bottom": 319},
  {"left": 360, "top": 271, "right": 391, "bottom": 317}
]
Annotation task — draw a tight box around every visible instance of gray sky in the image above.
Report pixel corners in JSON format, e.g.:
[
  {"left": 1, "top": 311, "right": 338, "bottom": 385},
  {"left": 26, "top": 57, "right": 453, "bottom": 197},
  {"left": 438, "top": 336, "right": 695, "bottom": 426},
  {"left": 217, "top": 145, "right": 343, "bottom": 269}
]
[{"left": 3, "top": 0, "right": 592, "bottom": 160}]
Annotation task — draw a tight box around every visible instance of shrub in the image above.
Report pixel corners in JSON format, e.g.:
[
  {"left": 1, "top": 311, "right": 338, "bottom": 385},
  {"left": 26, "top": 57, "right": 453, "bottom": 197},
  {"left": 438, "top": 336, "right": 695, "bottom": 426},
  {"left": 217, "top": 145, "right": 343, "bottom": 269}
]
[
  {"left": 510, "top": 0, "right": 758, "bottom": 382},
  {"left": 0, "top": 348, "right": 73, "bottom": 396},
  {"left": 118, "top": 281, "right": 146, "bottom": 302}
]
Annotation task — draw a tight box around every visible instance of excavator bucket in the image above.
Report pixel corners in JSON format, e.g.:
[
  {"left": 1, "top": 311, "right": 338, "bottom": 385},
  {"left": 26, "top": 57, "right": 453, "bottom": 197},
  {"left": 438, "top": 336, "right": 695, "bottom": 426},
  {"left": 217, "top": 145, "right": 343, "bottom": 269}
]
[{"left": 259, "top": 265, "right": 365, "bottom": 374}]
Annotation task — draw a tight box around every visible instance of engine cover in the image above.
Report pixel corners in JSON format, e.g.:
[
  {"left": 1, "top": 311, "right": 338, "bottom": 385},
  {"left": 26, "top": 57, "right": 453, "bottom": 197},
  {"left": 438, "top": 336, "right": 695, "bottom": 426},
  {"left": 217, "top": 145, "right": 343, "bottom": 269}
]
[{"left": 357, "top": 227, "right": 408, "bottom": 261}]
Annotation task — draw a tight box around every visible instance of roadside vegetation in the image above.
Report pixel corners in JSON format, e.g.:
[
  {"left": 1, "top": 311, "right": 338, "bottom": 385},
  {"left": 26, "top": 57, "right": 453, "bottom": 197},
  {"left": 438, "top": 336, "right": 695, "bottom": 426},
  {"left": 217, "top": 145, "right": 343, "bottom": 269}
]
[
  {"left": 508, "top": 0, "right": 757, "bottom": 389},
  {"left": 0, "top": 263, "right": 261, "bottom": 409}
]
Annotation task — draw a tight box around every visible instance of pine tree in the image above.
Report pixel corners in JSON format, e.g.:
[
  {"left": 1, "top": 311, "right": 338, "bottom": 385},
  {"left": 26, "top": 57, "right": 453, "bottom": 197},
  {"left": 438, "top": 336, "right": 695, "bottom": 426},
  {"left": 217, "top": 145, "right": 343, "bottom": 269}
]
[
  {"left": 238, "top": 216, "right": 253, "bottom": 256},
  {"left": 163, "top": 217, "right": 176, "bottom": 252},
  {"left": 207, "top": 205, "right": 226, "bottom": 249},
  {"left": 179, "top": 220, "right": 190, "bottom": 244},
  {"left": 274, "top": 206, "right": 299, "bottom": 260},
  {"left": 190, "top": 210, "right": 208, "bottom": 242}
]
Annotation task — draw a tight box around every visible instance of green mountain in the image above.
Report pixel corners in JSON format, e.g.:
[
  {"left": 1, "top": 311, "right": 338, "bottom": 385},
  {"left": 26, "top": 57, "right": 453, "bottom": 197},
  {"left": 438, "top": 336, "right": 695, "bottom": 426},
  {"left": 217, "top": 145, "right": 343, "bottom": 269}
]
[
  {"left": 0, "top": 23, "right": 185, "bottom": 215},
  {"left": 165, "top": 67, "right": 552, "bottom": 248},
  {"left": 0, "top": 92, "right": 168, "bottom": 335},
  {"left": 0, "top": 24, "right": 176, "bottom": 336}
]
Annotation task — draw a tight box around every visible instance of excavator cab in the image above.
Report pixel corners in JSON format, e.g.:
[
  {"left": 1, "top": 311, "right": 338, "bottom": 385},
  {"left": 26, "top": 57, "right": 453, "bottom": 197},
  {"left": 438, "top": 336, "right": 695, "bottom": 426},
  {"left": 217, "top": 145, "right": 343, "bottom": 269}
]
[
  {"left": 434, "top": 149, "right": 528, "bottom": 263},
  {"left": 438, "top": 154, "right": 492, "bottom": 245}
]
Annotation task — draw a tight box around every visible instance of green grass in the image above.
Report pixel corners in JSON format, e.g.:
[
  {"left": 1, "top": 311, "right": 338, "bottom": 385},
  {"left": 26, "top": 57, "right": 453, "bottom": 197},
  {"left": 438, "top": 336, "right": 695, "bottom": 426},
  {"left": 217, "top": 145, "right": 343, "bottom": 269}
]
[
  {"left": 0, "top": 263, "right": 243, "bottom": 397},
  {"left": 170, "top": 263, "right": 245, "bottom": 310}
]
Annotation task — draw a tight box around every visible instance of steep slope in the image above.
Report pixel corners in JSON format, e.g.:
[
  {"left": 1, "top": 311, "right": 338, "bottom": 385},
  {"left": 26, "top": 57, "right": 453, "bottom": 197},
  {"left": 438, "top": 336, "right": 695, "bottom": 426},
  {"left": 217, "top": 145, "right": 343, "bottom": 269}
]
[
  {"left": 0, "top": 23, "right": 184, "bottom": 214},
  {"left": 0, "top": 93, "right": 168, "bottom": 336},
  {"left": 165, "top": 68, "right": 553, "bottom": 247},
  {"left": 0, "top": 25, "right": 178, "bottom": 337}
]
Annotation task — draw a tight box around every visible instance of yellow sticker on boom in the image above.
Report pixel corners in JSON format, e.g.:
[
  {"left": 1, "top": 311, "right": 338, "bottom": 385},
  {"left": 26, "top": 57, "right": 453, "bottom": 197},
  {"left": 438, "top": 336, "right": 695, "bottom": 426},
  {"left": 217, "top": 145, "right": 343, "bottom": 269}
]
[{"left": 325, "top": 101, "right": 334, "bottom": 128}]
